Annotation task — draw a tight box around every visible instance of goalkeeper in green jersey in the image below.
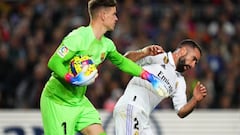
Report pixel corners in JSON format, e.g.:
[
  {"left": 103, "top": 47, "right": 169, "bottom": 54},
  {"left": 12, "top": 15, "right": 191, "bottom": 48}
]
[{"left": 40, "top": 0, "right": 164, "bottom": 135}]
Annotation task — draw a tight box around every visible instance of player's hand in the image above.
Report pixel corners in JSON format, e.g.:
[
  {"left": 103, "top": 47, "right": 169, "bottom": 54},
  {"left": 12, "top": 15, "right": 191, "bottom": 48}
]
[
  {"left": 64, "top": 69, "right": 98, "bottom": 86},
  {"left": 141, "top": 45, "right": 164, "bottom": 56},
  {"left": 193, "top": 81, "right": 207, "bottom": 101},
  {"left": 140, "top": 70, "right": 169, "bottom": 96}
]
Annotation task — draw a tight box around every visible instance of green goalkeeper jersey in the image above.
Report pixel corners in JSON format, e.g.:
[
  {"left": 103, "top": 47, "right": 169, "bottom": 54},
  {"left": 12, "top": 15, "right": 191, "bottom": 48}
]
[{"left": 44, "top": 26, "right": 143, "bottom": 106}]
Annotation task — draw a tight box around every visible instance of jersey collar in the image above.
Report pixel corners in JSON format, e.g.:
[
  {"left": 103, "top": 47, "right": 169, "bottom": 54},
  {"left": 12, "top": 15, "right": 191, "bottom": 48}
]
[
  {"left": 167, "top": 52, "right": 176, "bottom": 69},
  {"left": 87, "top": 25, "right": 104, "bottom": 41}
]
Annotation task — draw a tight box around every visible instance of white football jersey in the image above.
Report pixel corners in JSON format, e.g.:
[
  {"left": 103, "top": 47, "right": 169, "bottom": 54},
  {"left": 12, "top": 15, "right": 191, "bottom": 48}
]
[{"left": 115, "top": 52, "right": 187, "bottom": 116}]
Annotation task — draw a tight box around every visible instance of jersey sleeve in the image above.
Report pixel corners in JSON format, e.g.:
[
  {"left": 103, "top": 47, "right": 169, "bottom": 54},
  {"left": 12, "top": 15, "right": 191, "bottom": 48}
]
[
  {"left": 107, "top": 50, "right": 143, "bottom": 76},
  {"left": 171, "top": 77, "right": 187, "bottom": 113},
  {"left": 136, "top": 53, "right": 166, "bottom": 66},
  {"left": 48, "top": 27, "right": 86, "bottom": 79},
  {"left": 48, "top": 44, "right": 76, "bottom": 79}
]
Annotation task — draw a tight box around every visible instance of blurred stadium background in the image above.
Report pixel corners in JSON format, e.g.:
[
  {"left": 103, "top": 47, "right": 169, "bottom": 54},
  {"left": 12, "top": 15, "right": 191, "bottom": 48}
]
[{"left": 0, "top": 0, "right": 239, "bottom": 135}]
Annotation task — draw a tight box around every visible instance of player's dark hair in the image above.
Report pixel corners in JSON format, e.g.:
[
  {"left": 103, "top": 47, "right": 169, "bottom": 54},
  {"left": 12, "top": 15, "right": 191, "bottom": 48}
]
[
  {"left": 88, "top": 0, "right": 117, "bottom": 18},
  {"left": 177, "top": 39, "right": 202, "bottom": 55}
]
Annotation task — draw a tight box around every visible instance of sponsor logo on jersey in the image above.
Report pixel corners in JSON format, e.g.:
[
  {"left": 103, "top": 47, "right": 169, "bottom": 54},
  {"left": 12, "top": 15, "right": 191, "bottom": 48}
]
[
  {"left": 57, "top": 45, "right": 69, "bottom": 58},
  {"left": 157, "top": 70, "right": 173, "bottom": 93}
]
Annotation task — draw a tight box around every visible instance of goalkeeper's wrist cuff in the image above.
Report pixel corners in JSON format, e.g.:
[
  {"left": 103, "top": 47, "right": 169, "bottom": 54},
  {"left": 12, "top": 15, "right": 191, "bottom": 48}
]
[
  {"left": 64, "top": 73, "right": 72, "bottom": 83},
  {"left": 140, "top": 70, "right": 149, "bottom": 80}
]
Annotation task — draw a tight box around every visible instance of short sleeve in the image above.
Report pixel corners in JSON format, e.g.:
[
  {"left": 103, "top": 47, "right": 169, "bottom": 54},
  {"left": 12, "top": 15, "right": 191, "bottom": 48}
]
[{"left": 171, "top": 76, "right": 187, "bottom": 113}]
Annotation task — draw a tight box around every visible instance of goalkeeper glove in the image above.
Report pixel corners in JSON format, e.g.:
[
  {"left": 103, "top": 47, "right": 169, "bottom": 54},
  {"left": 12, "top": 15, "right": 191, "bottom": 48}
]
[{"left": 140, "top": 70, "right": 169, "bottom": 97}]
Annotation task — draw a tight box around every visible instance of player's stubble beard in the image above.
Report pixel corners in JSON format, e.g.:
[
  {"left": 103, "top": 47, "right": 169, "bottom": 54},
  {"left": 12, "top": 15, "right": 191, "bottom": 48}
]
[{"left": 176, "top": 56, "right": 188, "bottom": 73}]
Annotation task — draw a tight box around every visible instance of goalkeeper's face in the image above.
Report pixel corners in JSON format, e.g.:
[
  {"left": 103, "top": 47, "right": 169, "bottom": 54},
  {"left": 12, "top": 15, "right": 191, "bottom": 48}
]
[{"left": 103, "top": 6, "right": 118, "bottom": 31}]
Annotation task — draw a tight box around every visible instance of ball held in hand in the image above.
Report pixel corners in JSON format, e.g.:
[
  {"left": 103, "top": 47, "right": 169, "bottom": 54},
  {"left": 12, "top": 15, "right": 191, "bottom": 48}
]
[
  {"left": 70, "top": 55, "right": 96, "bottom": 76},
  {"left": 69, "top": 55, "right": 98, "bottom": 86}
]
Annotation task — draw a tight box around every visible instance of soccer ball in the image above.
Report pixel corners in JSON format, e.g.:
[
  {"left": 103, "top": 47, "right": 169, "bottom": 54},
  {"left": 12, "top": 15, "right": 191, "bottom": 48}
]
[{"left": 69, "top": 55, "right": 97, "bottom": 76}]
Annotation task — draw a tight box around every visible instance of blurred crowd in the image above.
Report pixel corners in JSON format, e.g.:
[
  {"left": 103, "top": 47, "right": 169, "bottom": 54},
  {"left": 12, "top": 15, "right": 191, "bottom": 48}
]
[{"left": 0, "top": 0, "right": 239, "bottom": 110}]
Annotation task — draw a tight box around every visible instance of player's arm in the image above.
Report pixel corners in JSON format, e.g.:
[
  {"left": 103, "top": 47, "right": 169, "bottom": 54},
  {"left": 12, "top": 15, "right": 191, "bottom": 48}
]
[
  {"left": 48, "top": 46, "right": 91, "bottom": 86},
  {"left": 48, "top": 47, "right": 75, "bottom": 79},
  {"left": 108, "top": 50, "right": 142, "bottom": 76},
  {"left": 177, "top": 81, "right": 207, "bottom": 118},
  {"left": 108, "top": 50, "right": 161, "bottom": 89},
  {"left": 124, "top": 45, "right": 164, "bottom": 62}
]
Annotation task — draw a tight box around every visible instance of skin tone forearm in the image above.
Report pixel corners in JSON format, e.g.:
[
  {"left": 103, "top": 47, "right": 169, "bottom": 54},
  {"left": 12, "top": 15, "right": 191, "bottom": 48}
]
[
  {"left": 124, "top": 49, "right": 148, "bottom": 62},
  {"left": 177, "top": 97, "right": 198, "bottom": 118},
  {"left": 124, "top": 45, "right": 164, "bottom": 62},
  {"left": 178, "top": 81, "right": 207, "bottom": 118}
]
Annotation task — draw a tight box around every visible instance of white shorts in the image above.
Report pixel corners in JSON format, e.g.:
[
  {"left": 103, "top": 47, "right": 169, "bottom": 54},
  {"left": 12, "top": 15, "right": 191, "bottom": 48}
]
[{"left": 113, "top": 104, "right": 154, "bottom": 135}]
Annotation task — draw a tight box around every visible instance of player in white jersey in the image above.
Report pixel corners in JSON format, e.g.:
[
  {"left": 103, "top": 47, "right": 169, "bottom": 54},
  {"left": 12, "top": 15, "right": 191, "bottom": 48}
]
[{"left": 113, "top": 39, "right": 207, "bottom": 135}]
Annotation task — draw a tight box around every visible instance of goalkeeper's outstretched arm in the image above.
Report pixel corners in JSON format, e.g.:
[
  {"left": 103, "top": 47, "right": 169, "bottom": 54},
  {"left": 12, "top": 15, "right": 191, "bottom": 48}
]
[{"left": 108, "top": 50, "right": 164, "bottom": 91}]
